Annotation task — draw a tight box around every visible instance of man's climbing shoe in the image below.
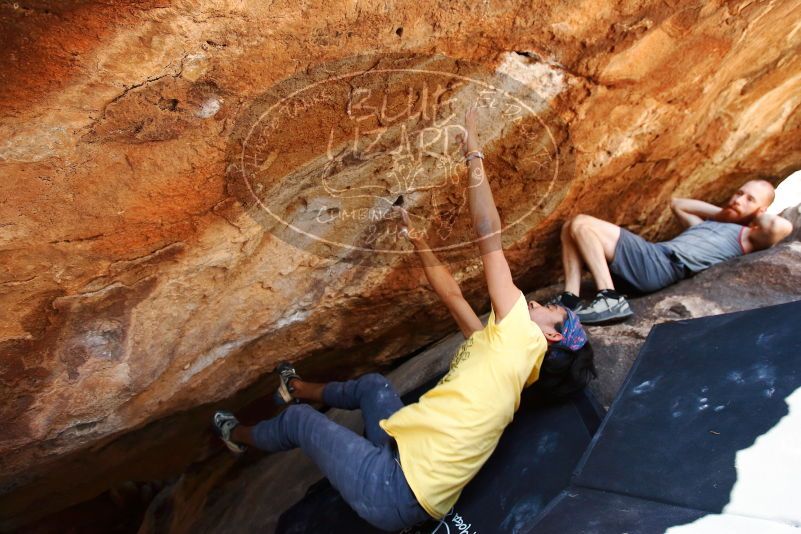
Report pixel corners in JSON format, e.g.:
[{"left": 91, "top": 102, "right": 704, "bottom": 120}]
[
  {"left": 274, "top": 362, "right": 302, "bottom": 405},
  {"left": 212, "top": 410, "right": 247, "bottom": 454},
  {"left": 548, "top": 291, "right": 581, "bottom": 311},
  {"left": 574, "top": 292, "right": 634, "bottom": 325}
]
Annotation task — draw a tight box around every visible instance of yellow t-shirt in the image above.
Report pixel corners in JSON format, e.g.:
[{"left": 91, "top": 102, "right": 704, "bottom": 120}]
[{"left": 379, "top": 292, "right": 547, "bottom": 519}]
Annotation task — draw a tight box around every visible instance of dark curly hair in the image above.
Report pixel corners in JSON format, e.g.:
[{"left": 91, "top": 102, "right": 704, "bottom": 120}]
[{"left": 532, "top": 340, "right": 597, "bottom": 401}]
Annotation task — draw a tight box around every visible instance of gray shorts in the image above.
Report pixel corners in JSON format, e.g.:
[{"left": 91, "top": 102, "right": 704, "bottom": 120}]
[{"left": 609, "top": 228, "right": 687, "bottom": 294}]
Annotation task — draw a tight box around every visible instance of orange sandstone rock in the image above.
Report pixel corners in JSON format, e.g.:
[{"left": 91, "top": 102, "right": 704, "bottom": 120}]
[{"left": 1, "top": 0, "right": 800, "bottom": 528}]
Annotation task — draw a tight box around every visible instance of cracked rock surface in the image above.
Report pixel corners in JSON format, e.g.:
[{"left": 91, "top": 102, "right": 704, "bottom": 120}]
[{"left": 1, "top": 0, "right": 801, "bottom": 529}]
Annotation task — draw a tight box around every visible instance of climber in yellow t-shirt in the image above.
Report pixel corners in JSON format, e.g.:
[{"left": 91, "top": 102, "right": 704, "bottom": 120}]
[{"left": 212, "top": 106, "right": 596, "bottom": 531}]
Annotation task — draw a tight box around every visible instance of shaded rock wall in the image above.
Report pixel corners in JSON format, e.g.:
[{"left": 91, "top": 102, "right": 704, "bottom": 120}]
[{"left": 2, "top": 0, "right": 801, "bottom": 528}]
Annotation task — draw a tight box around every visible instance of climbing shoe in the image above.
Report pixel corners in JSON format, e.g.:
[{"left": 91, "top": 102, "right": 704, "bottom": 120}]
[
  {"left": 548, "top": 291, "right": 581, "bottom": 310},
  {"left": 574, "top": 292, "right": 633, "bottom": 325},
  {"left": 274, "top": 362, "right": 302, "bottom": 405},
  {"left": 212, "top": 410, "right": 247, "bottom": 454}
]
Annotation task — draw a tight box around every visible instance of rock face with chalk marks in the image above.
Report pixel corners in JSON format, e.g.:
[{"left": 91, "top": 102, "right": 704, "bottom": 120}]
[{"left": 1, "top": 0, "right": 801, "bottom": 530}]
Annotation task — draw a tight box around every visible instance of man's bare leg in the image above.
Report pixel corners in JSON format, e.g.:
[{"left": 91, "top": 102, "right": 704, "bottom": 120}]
[
  {"left": 561, "top": 221, "right": 585, "bottom": 296},
  {"left": 560, "top": 215, "right": 633, "bottom": 324},
  {"left": 567, "top": 215, "right": 621, "bottom": 292}
]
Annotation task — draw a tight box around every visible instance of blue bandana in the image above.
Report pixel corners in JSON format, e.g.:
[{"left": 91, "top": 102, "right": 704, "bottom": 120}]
[{"left": 554, "top": 306, "right": 588, "bottom": 352}]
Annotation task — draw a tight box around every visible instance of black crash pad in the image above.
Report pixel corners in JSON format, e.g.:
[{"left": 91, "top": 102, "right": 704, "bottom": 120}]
[
  {"left": 531, "top": 487, "right": 706, "bottom": 533},
  {"left": 529, "top": 299, "right": 801, "bottom": 533},
  {"left": 276, "top": 382, "right": 604, "bottom": 534}
]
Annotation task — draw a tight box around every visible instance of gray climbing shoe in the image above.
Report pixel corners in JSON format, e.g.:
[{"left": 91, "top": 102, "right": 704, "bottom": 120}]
[
  {"left": 212, "top": 410, "right": 246, "bottom": 454},
  {"left": 574, "top": 293, "right": 634, "bottom": 325},
  {"left": 274, "top": 362, "right": 302, "bottom": 405}
]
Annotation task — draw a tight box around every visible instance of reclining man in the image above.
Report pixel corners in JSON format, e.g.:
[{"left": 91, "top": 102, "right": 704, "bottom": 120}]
[
  {"left": 553, "top": 179, "right": 793, "bottom": 325},
  {"left": 211, "top": 107, "right": 595, "bottom": 531}
]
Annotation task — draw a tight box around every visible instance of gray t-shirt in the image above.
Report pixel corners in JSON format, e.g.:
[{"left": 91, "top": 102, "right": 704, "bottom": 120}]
[{"left": 660, "top": 221, "right": 745, "bottom": 273}]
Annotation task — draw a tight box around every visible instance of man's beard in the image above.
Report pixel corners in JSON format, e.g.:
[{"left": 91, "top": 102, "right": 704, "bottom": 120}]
[{"left": 716, "top": 206, "right": 754, "bottom": 225}]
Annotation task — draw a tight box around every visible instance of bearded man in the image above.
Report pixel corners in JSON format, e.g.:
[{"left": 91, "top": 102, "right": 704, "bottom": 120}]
[{"left": 552, "top": 180, "right": 793, "bottom": 324}]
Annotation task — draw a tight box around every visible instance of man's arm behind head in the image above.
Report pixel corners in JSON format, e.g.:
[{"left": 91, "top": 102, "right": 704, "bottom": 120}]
[
  {"left": 749, "top": 213, "right": 794, "bottom": 250},
  {"left": 670, "top": 197, "right": 722, "bottom": 228}
]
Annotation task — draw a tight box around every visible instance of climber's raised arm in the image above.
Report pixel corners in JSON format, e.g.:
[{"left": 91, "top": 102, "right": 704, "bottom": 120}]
[
  {"left": 397, "top": 207, "right": 481, "bottom": 338},
  {"left": 462, "top": 106, "right": 520, "bottom": 322},
  {"left": 670, "top": 197, "right": 722, "bottom": 228}
]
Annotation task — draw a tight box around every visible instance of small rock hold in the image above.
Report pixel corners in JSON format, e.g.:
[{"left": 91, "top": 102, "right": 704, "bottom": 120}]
[
  {"left": 196, "top": 97, "right": 221, "bottom": 119},
  {"left": 181, "top": 53, "right": 209, "bottom": 82},
  {"left": 668, "top": 303, "right": 691, "bottom": 318}
]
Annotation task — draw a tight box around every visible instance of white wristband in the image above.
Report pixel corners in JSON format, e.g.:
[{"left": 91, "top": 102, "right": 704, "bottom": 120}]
[{"left": 465, "top": 151, "right": 484, "bottom": 163}]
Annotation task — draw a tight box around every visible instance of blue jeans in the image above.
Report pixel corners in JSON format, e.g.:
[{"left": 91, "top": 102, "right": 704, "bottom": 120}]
[{"left": 251, "top": 373, "right": 430, "bottom": 531}]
